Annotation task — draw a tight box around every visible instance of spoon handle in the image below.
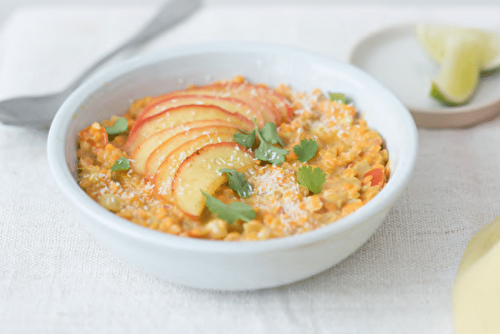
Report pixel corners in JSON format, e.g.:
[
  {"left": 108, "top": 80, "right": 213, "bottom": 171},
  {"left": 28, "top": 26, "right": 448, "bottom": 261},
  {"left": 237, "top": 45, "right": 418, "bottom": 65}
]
[
  {"left": 0, "top": 0, "right": 201, "bottom": 128},
  {"left": 64, "top": 0, "right": 201, "bottom": 93}
]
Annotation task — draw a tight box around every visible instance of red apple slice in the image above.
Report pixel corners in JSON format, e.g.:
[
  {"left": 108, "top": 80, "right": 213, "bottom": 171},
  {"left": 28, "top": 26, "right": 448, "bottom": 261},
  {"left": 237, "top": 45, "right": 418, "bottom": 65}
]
[
  {"left": 190, "top": 82, "right": 292, "bottom": 123},
  {"left": 170, "top": 142, "right": 255, "bottom": 218},
  {"left": 125, "top": 105, "right": 252, "bottom": 154},
  {"left": 129, "top": 119, "right": 238, "bottom": 175},
  {"left": 251, "top": 84, "right": 293, "bottom": 123},
  {"left": 181, "top": 82, "right": 281, "bottom": 125},
  {"left": 154, "top": 132, "right": 238, "bottom": 199},
  {"left": 145, "top": 125, "right": 240, "bottom": 179},
  {"left": 135, "top": 94, "right": 264, "bottom": 126}
]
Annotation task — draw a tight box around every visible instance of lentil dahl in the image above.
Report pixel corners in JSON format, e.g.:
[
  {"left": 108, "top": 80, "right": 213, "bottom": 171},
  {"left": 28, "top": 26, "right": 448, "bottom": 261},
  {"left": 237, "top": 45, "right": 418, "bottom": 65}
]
[{"left": 77, "top": 77, "right": 390, "bottom": 241}]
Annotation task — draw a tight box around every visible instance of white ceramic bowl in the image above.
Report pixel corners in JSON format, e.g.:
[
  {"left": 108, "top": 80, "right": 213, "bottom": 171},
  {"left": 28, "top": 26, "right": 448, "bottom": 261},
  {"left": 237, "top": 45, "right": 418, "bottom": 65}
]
[{"left": 47, "top": 42, "right": 418, "bottom": 291}]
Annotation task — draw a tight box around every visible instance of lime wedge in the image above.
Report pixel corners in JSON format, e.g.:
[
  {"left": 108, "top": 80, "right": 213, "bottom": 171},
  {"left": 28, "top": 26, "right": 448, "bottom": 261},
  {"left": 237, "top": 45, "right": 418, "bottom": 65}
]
[
  {"left": 416, "top": 23, "right": 500, "bottom": 72},
  {"left": 430, "top": 36, "right": 480, "bottom": 106},
  {"left": 415, "top": 24, "right": 500, "bottom": 105}
]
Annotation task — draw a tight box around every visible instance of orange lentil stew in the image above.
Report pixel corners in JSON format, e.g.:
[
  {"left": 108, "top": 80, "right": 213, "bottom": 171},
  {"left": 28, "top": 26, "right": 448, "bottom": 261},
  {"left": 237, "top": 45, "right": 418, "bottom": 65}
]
[{"left": 77, "top": 76, "right": 390, "bottom": 241}]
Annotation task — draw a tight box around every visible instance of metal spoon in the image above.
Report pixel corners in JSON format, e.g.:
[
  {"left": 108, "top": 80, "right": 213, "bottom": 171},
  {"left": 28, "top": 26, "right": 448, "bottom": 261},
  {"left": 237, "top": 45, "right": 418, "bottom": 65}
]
[{"left": 0, "top": 0, "right": 201, "bottom": 129}]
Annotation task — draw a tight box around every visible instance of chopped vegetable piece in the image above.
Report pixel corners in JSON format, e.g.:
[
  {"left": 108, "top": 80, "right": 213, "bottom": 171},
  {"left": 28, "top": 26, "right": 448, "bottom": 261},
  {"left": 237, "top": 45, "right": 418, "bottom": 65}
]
[
  {"left": 328, "top": 92, "right": 352, "bottom": 104},
  {"left": 111, "top": 157, "right": 130, "bottom": 171},
  {"left": 293, "top": 138, "right": 319, "bottom": 163},
  {"left": 79, "top": 123, "right": 108, "bottom": 148},
  {"left": 296, "top": 165, "right": 326, "bottom": 194},
  {"left": 202, "top": 191, "right": 256, "bottom": 224},
  {"left": 363, "top": 167, "right": 385, "bottom": 186},
  {"left": 105, "top": 117, "right": 129, "bottom": 135},
  {"left": 219, "top": 168, "right": 253, "bottom": 198}
]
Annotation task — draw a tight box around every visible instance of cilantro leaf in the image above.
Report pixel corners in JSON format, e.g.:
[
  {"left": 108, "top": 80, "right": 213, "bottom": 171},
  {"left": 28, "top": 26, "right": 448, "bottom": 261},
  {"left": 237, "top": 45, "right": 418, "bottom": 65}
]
[
  {"left": 293, "top": 138, "right": 319, "bottom": 163},
  {"left": 296, "top": 165, "right": 326, "bottom": 194},
  {"left": 260, "top": 122, "right": 284, "bottom": 146},
  {"left": 234, "top": 129, "right": 256, "bottom": 148},
  {"left": 202, "top": 191, "right": 256, "bottom": 224},
  {"left": 219, "top": 168, "right": 253, "bottom": 198},
  {"left": 254, "top": 120, "right": 288, "bottom": 165},
  {"left": 254, "top": 141, "right": 289, "bottom": 166},
  {"left": 234, "top": 119, "right": 289, "bottom": 165},
  {"left": 111, "top": 157, "right": 130, "bottom": 171},
  {"left": 105, "top": 117, "right": 128, "bottom": 135},
  {"left": 328, "top": 92, "right": 352, "bottom": 105}
]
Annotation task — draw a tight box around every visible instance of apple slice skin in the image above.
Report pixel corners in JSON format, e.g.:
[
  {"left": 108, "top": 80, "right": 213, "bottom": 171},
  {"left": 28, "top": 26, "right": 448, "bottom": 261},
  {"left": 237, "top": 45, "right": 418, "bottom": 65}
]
[
  {"left": 129, "top": 119, "right": 237, "bottom": 175},
  {"left": 241, "top": 83, "right": 293, "bottom": 123},
  {"left": 170, "top": 142, "right": 255, "bottom": 219},
  {"left": 218, "top": 82, "right": 292, "bottom": 123},
  {"left": 177, "top": 82, "right": 282, "bottom": 125},
  {"left": 145, "top": 126, "right": 240, "bottom": 179},
  {"left": 125, "top": 105, "right": 253, "bottom": 155},
  {"left": 135, "top": 94, "right": 265, "bottom": 127},
  {"left": 147, "top": 83, "right": 279, "bottom": 125},
  {"left": 153, "top": 82, "right": 282, "bottom": 125},
  {"left": 153, "top": 132, "right": 239, "bottom": 199}
]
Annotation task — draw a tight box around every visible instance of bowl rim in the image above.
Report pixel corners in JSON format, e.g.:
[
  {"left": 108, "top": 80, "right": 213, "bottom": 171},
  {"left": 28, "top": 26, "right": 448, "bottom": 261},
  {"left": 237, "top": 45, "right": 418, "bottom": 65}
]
[{"left": 47, "top": 41, "right": 418, "bottom": 254}]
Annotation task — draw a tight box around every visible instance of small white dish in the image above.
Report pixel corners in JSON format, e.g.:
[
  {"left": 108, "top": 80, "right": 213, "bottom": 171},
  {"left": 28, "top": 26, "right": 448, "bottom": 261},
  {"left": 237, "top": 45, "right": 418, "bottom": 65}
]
[
  {"left": 47, "top": 42, "right": 418, "bottom": 291},
  {"left": 349, "top": 24, "right": 500, "bottom": 128}
]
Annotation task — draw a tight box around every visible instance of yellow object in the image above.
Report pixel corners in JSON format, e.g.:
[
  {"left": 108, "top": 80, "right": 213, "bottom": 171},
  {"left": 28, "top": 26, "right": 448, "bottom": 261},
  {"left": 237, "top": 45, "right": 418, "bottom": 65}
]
[
  {"left": 452, "top": 214, "right": 500, "bottom": 333},
  {"left": 415, "top": 23, "right": 500, "bottom": 71},
  {"left": 416, "top": 23, "right": 500, "bottom": 106},
  {"left": 429, "top": 36, "right": 480, "bottom": 106},
  {"left": 77, "top": 77, "right": 390, "bottom": 241}
]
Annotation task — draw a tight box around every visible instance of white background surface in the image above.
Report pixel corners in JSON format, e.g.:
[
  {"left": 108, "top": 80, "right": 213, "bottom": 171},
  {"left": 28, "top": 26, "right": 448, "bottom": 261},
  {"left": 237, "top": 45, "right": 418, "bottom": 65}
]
[
  {"left": 1, "top": 1, "right": 500, "bottom": 333},
  {"left": 1, "top": 0, "right": 500, "bottom": 32}
]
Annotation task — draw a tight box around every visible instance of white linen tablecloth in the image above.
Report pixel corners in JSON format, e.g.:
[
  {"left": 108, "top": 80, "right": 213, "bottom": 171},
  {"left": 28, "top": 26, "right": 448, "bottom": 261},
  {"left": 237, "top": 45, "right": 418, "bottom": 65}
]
[{"left": 1, "top": 3, "right": 500, "bottom": 333}]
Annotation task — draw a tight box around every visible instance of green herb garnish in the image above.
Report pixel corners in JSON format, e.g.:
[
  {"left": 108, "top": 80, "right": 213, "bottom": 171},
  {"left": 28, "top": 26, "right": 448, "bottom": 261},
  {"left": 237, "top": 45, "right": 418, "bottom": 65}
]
[
  {"left": 293, "top": 138, "right": 319, "bottom": 163},
  {"left": 233, "top": 119, "right": 289, "bottom": 165},
  {"left": 234, "top": 129, "right": 256, "bottom": 148},
  {"left": 105, "top": 117, "right": 128, "bottom": 135},
  {"left": 253, "top": 119, "right": 288, "bottom": 165},
  {"left": 254, "top": 137, "right": 289, "bottom": 165},
  {"left": 259, "top": 122, "right": 285, "bottom": 146},
  {"left": 202, "top": 191, "right": 256, "bottom": 224},
  {"left": 219, "top": 168, "right": 253, "bottom": 198},
  {"left": 296, "top": 165, "right": 326, "bottom": 194},
  {"left": 328, "top": 92, "right": 352, "bottom": 104},
  {"left": 111, "top": 157, "right": 130, "bottom": 171}
]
